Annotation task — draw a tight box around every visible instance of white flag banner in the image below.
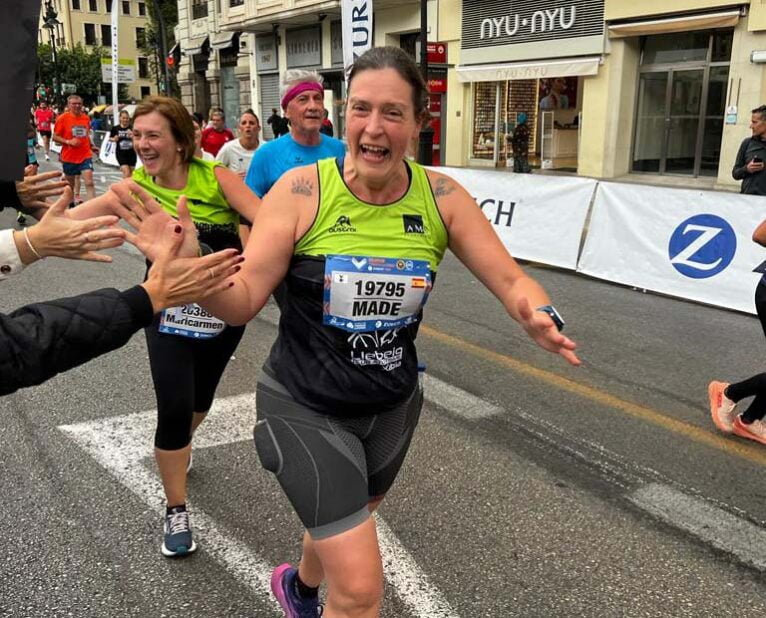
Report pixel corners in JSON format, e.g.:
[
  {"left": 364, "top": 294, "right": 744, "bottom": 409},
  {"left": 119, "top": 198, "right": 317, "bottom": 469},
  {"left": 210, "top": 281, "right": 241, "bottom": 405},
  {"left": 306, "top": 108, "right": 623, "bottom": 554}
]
[
  {"left": 436, "top": 167, "right": 596, "bottom": 270},
  {"left": 341, "top": 0, "right": 373, "bottom": 74},
  {"left": 578, "top": 182, "right": 766, "bottom": 314}
]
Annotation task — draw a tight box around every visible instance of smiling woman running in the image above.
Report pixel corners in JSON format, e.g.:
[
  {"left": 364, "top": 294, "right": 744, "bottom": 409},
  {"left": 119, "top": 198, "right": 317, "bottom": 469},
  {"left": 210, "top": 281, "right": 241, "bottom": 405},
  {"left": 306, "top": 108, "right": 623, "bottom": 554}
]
[
  {"left": 171, "top": 47, "right": 579, "bottom": 616},
  {"left": 73, "top": 96, "right": 259, "bottom": 557}
]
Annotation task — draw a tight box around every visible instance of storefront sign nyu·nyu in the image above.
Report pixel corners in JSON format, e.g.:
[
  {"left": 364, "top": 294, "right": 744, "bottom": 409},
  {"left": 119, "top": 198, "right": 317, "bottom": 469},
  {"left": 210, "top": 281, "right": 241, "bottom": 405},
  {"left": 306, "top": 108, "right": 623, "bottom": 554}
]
[
  {"left": 342, "top": 0, "right": 373, "bottom": 73},
  {"left": 481, "top": 5, "right": 576, "bottom": 39}
]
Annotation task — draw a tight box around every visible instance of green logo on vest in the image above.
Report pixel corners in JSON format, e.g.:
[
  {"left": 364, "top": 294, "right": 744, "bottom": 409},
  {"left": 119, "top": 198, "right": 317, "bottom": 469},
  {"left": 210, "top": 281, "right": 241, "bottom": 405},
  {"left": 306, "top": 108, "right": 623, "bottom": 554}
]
[{"left": 328, "top": 215, "right": 357, "bottom": 234}]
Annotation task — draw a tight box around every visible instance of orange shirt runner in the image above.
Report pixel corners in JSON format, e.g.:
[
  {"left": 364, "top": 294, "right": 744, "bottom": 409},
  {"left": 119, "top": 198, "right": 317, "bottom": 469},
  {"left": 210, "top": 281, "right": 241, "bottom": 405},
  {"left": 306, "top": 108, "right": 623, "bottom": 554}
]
[{"left": 54, "top": 112, "right": 92, "bottom": 164}]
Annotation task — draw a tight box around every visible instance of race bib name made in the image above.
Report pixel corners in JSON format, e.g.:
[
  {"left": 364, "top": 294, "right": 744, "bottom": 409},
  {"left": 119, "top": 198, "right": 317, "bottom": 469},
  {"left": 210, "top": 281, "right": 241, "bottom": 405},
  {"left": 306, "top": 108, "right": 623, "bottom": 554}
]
[
  {"left": 159, "top": 303, "right": 225, "bottom": 339},
  {"left": 323, "top": 255, "right": 432, "bottom": 333}
]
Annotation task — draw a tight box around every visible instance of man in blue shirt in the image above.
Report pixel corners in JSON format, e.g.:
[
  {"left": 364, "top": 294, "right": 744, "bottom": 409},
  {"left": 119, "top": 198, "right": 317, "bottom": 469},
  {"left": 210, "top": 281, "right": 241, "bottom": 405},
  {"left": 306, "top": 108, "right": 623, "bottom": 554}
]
[{"left": 245, "top": 70, "right": 345, "bottom": 198}]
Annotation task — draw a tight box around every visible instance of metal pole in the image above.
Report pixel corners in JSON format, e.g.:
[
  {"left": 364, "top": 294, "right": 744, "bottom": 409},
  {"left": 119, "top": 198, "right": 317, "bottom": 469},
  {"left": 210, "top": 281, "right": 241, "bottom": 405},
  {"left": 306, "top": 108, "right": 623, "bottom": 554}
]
[
  {"left": 111, "top": 0, "right": 119, "bottom": 125},
  {"left": 417, "top": 0, "right": 434, "bottom": 165},
  {"left": 50, "top": 31, "right": 59, "bottom": 106},
  {"left": 151, "top": 0, "right": 171, "bottom": 95}
]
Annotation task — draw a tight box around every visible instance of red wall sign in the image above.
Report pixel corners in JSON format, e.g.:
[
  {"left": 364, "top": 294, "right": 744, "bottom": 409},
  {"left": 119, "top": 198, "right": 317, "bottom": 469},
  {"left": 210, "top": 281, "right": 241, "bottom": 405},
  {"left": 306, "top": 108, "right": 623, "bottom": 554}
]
[{"left": 427, "top": 42, "right": 447, "bottom": 64}]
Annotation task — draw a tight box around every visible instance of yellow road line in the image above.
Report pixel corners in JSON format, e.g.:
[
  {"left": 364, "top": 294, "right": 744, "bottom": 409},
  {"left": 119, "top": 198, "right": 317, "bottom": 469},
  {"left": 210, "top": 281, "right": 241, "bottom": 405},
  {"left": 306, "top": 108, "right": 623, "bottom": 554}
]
[{"left": 421, "top": 325, "right": 766, "bottom": 467}]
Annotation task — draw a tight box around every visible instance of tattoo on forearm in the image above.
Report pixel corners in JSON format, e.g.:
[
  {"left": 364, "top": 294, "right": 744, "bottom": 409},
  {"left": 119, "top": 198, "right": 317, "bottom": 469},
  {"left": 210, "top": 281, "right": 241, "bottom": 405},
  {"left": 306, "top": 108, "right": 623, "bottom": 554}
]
[
  {"left": 433, "top": 178, "right": 455, "bottom": 198},
  {"left": 291, "top": 178, "right": 313, "bottom": 196}
]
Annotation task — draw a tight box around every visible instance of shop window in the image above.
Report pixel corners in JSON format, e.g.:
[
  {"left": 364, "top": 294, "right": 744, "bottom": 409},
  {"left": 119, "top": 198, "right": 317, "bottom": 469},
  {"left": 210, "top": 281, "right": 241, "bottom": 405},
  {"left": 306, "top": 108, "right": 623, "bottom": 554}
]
[
  {"left": 471, "top": 82, "right": 498, "bottom": 161},
  {"left": 642, "top": 31, "right": 709, "bottom": 65},
  {"left": 711, "top": 30, "right": 734, "bottom": 63}
]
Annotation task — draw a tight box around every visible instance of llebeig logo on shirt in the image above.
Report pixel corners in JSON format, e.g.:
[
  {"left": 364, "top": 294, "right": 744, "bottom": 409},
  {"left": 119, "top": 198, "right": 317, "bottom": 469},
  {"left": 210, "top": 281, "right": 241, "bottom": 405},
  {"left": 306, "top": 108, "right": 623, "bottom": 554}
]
[
  {"left": 328, "top": 215, "right": 357, "bottom": 233},
  {"left": 668, "top": 214, "right": 737, "bottom": 279}
]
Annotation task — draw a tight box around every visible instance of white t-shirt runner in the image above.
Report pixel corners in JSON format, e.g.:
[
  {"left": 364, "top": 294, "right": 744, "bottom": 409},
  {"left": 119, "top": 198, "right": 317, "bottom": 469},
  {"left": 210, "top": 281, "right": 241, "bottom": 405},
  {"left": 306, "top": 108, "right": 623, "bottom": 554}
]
[{"left": 215, "top": 139, "right": 260, "bottom": 174}]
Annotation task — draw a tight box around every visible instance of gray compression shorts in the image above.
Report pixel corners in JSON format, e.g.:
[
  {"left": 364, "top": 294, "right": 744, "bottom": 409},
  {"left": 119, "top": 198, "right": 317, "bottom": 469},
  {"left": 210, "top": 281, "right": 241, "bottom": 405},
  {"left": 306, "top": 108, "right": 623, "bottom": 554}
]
[{"left": 254, "top": 372, "right": 423, "bottom": 540}]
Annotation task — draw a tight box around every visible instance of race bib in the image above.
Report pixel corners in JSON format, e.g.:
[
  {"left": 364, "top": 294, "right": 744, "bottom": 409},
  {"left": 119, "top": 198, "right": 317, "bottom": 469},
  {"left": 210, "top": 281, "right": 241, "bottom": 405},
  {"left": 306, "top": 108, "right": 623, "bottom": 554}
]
[
  {"left": 323, "top": 255, "right": 431, "bottom": 333},
  {"left": 159, "top": 303, "right": 225, "bottom": 339},
  {"left": 72, "top": 126, "right": 88, "bottom": 138},
  {"left": 119, "top": 140, "right": 132, "bottom": 150}
]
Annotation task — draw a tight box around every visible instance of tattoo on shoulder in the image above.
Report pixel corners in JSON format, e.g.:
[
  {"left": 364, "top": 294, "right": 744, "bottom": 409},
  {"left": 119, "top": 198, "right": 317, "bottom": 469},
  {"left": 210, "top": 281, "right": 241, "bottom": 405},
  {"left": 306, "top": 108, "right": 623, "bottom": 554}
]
[
  {"left": 291, "top": 177, "right": 314, "bottom": 196},
  {"left": 433, "top": 178, "right": 455, "bottom": 198}
]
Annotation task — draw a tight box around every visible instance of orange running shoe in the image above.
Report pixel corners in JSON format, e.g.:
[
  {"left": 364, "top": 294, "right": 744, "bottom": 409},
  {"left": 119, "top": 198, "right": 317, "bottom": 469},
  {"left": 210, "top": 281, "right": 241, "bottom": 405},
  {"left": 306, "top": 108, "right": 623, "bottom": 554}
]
[
  {"left": 708, "top": 381, "right": 737, "bottom": 433},
  {"left": 732, "top": 416, "right": 766, "bottom": 445}
]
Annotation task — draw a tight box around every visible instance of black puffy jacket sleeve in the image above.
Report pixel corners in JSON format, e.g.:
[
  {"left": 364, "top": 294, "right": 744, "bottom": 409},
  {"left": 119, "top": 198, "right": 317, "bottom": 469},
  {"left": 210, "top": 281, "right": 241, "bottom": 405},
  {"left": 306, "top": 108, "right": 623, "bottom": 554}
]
[{"left": 0, "top": 285, "right": 154, "bottom": 395}]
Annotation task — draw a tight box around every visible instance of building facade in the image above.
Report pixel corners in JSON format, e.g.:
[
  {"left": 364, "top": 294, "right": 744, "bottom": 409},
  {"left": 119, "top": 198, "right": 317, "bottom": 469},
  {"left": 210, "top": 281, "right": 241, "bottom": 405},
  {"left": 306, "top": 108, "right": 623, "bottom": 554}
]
[
  {"left": 443, "top": 0, "right": 766, "bottom": 190},
  {"left": 39, "top": 0, "right": 157, "bottom": 102},
  {"left": 173, "top": 0, "right": 766, "bottom": 190}
]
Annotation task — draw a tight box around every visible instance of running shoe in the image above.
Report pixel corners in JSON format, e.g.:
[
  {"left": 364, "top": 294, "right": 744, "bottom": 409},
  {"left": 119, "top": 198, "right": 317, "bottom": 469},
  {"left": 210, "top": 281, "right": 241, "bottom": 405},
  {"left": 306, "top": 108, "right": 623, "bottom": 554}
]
[
  {"left": 732, "top": 416, "right": 766, "bottom": 445},
  {"left": 271, "top": 563, "right": 322, "bottom": 617},
  {"left": 708, "top": 381, "right": 737, "bottom": 433},
  {"left": 44, "top": 154, "right": 50, "bottom": 161},
  {"left": 161, "top": 507, "right": 197, "bottom": 557},
  {"left": 16, "top": 213, "right": 26, "bottom": 227}
]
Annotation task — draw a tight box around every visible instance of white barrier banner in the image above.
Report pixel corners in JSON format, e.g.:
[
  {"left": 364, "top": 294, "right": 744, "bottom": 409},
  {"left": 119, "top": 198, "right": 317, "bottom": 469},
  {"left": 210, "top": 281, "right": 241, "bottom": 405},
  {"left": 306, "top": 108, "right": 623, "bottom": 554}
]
[
  {"left": 98, "top": 132, "right": 119, "bottom": 167},
  {"left": 578, "top": 182, "right": 766, "bottom": 314},
  {"left": 436, "top": 167, "right": 596, "bottom": 270}
]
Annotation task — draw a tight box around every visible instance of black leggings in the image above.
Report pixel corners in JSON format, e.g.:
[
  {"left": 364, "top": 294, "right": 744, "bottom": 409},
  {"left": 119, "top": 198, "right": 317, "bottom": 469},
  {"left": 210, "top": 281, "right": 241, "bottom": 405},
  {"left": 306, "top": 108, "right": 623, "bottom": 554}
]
[
  {"left": 725, "top": 281, "right": 766, "bottom": 422},
  {"left": 145, "top": 314, "right": 245, "bottom": 450}
]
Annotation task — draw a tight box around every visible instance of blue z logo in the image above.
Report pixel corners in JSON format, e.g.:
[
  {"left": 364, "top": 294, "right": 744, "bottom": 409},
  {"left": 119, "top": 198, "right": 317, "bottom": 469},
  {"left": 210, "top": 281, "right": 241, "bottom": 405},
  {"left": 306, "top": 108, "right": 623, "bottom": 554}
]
[{"left": 668, "top": 214, "right": 737, "bottom": 279}]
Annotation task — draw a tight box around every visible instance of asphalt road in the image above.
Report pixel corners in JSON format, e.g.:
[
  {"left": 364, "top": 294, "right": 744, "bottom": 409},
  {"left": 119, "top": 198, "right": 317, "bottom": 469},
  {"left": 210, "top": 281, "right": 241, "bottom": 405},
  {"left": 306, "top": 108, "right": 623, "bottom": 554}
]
[{"left": 2, "top": 160, "right": 766, "bottom": 616}]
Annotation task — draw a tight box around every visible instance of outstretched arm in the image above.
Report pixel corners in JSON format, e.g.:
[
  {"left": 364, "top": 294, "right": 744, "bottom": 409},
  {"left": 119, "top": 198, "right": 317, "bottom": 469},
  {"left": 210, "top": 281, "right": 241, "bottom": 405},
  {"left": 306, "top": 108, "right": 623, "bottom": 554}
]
[{"left": 428, "top": 170, "right": 580, "bottom": 366}]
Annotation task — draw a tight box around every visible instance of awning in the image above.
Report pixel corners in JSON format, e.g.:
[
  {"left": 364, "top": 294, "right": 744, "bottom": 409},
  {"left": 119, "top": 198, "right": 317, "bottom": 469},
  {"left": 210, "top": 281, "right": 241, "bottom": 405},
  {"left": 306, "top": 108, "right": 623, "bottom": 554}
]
[
  {"left": 183, "top": 36, "right": 208, "bottom": 56},
  {"left": 608, "top": 10, "right": 740, "bottom": 38},
  {"left": 210, "top": 31, "right": 237, "bottom": 51},
  {"left": 456, "top": 56, "right": 601, "bottom": 83}
]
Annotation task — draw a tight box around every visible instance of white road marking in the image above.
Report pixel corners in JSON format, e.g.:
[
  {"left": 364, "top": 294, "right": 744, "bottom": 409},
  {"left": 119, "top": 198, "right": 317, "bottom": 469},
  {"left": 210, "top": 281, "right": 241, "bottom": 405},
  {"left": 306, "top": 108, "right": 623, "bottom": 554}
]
[
  {"left": 60, "top": 393, "right": 460, "bottom": 618},
  {"left": 422, "top": 374, "right": 503, "bottom": 418},
  {"left": 630, "top": 483, "right": 766, "bottom": 571}
]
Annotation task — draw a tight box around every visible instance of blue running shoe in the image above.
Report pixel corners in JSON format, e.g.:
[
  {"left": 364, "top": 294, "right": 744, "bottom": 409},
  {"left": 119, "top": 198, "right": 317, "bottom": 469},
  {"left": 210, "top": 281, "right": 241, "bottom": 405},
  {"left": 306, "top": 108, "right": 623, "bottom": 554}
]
[
  {"left": 161, "top": 506, "right": 197, "bottom": 557},
  {"left": 271, "top": 563, "right": 322, "bottom": 617}
]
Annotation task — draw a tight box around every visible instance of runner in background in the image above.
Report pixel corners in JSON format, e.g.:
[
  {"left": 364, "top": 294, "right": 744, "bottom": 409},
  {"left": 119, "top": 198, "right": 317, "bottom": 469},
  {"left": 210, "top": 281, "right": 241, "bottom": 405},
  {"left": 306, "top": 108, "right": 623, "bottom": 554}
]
[
  {"left": 200, "top": 109, "right": 234, "bottom": 157},
  {"left": 245, "top": 69, "right": 345, "bottom": 199},
  {"left": 709, "top": 216, "right": 766, "bottom": 445},
  {"left": 16, "top": 124, "right": 40, "bottom": 227},
  {"left": 34, "top": 101, "right": 55, "bottom": 161},
  {"left": 53, "top": 94, "right": 95, "bottom": 205},
  {"left": 110, "top": 110, "right": 137, "bottom": 178},
  {"left": 216, "top": 109, "right": 261, "bottom": 245},
  {"left": 192, "top": 113, "right": 215, "bottom": 161}
]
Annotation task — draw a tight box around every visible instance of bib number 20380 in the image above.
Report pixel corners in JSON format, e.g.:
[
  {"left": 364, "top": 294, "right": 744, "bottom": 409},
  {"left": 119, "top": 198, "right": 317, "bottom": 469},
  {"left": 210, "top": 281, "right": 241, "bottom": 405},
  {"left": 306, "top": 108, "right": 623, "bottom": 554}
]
[
  {"left": 159, "top": 303, "right": 226, "bottom": 339},
  {"left": 323, "top": 255, "right": 432, "bottom": 333}
]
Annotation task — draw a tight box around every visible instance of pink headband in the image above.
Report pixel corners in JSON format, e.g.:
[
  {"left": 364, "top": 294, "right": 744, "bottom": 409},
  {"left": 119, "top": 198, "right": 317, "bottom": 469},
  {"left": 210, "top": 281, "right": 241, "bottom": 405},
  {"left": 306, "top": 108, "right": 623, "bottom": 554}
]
[{"left": 281, "top": 82, "right": 323, "bottom": 110}]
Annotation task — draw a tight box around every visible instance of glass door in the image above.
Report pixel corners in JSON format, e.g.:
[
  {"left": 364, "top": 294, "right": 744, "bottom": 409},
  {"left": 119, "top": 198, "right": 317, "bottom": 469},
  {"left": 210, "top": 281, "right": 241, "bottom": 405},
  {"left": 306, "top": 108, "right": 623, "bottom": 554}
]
[
  {"left": 633, "top": 71, "right": 668, "bottom": 173},
  {"left": 665, "top": 69, "right": 704, "bottom": 174},
  {"left": 633, "top": 68, "right": 704, "bottom": 175}
]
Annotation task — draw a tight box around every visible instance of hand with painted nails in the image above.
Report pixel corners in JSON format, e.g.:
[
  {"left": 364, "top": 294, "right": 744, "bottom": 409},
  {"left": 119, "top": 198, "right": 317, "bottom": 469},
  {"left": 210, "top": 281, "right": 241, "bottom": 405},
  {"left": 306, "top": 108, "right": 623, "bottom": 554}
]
[{"left": 141, "top": 219, "right": 242, "bottom": 313}]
